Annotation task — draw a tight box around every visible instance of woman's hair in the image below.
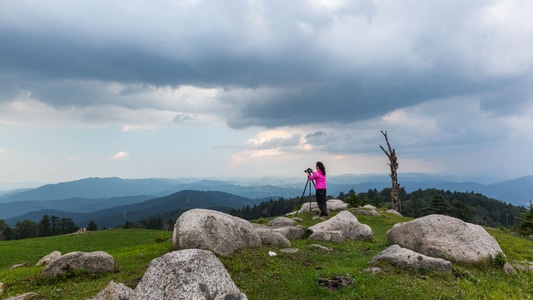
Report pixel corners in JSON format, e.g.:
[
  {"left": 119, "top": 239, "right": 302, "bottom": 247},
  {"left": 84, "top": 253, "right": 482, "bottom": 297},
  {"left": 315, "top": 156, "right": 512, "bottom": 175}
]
[{"left": 316, "top": 161, "right": 326, "bottom": 176}]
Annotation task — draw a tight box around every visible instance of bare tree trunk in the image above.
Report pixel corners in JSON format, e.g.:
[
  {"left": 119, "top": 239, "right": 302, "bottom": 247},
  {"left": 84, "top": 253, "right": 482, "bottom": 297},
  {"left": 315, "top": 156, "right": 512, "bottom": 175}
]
[{"left": 379, "top": 130, "right": 401, "bottom": 213}]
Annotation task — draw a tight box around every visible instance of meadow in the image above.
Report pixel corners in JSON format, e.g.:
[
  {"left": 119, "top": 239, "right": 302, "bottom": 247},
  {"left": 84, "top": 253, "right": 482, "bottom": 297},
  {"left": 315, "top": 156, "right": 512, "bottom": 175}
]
[{"left": 0, "top": 210, "right": 532, "bottom": 299}]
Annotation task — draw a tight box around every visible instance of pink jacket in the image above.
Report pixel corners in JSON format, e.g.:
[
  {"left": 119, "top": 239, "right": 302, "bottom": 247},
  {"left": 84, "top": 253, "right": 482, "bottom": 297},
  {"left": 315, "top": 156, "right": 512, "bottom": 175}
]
[{"left": 308, "top": 169, "right": 326, "bottom": 189}]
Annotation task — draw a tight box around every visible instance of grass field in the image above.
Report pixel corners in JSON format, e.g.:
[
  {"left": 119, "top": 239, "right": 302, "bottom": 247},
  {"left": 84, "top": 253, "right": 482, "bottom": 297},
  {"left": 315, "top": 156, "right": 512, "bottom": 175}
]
[{"left": 0, "top": 211, "right": 532, "bottom": 299}]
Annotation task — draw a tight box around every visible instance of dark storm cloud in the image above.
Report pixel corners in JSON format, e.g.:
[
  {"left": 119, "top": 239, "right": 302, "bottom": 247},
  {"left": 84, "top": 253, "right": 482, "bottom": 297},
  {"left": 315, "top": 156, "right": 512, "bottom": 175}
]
[{"left": 0, "top": 0, "right": 531, "bottom": 129}]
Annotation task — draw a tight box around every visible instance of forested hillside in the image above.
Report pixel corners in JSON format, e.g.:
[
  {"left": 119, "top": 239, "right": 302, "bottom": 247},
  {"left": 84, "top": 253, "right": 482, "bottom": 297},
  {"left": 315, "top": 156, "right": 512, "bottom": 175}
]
[
  {"left": 230, "top": 187, "right": 526, "bottom": 229},
  {"left": 1, "top": 187, "right": 529, "bottom": 242}
]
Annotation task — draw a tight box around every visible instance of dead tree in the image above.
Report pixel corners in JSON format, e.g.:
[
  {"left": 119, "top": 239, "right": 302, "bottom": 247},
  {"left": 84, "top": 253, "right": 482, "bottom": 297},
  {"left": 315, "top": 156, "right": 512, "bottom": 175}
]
[{"left": 379, "top": 130, "right": 401, "bottom": 213}]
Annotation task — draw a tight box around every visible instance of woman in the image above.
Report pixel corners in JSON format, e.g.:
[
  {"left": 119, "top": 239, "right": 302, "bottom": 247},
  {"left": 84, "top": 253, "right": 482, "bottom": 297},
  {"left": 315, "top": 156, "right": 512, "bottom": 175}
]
[{"left": 308, "top": 161, "right": 328, "bottom": 217}]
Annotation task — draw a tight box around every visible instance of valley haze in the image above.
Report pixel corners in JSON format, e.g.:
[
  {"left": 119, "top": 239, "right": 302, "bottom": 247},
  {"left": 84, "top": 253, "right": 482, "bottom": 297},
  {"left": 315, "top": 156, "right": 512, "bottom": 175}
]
[{"left": 1, "top": 173, "right": 532, "bottom": 228}]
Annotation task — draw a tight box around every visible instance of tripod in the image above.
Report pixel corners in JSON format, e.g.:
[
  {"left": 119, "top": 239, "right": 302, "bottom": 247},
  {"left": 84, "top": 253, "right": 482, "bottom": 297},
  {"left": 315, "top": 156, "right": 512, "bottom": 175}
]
[{"left": 295, "top": 176, "right": 315, "bottom": 217}]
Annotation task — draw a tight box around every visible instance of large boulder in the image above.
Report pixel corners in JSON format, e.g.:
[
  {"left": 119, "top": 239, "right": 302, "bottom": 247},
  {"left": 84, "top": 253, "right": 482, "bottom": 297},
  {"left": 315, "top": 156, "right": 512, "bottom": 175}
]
[
  {"left": 36, "top": 250, "right": 61, "bottom": 266},
  {"left": 90, "top": 280, "right": 134, "bottom": 300},
  {"left": 295, "top": 199, "right": 348, "bottom": 215},
  {"left": 40, "top": 251, "right": 115, "bottom": 278},
  {"left": 173, "top": 208, "right": 262, "bottom": 256},
  {"left": 268, "top": 217, "right": 295, "bottom": 227},
  {"left": 253, "top": 223, "right": 306, "bottom": 246},
  {"left": 133, "top": 249, "right": 247, "bottom": 300},
  {"left": 308, "top": 210, "right": 373, "bottom": 242},
  {"left": 370, "top": 244, "right": 453, "bottom": 273},
  {"left": 386, "top": 214, "right": 504, "bottom": 264}
]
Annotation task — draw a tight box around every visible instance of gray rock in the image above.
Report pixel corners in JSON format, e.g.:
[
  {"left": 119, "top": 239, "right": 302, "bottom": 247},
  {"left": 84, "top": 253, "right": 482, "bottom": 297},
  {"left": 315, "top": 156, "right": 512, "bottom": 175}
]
[
  {"left": 503, "top": 262, "right": 516, "bottom": 275},
  {"left": 133, "top": 249, "right": 247, "bottom": 300},
  {"left": 362, "top": 266, "right": 382, "bottom": 274},
  {"left": 89, "top": 280, "right": 133, "bottom": 300},
  {"left": 309, "top": 230, "right": 345, "bottom": 243},
  {"left": 36, "top": 250, "right": 61, "bottom": 266},
  {"left": 295, "top": 199, "right": 348, "bottom": 215},
  {"left": 280, "top": 248, "right": 299, "bottom": 254},
  {"left": 271, "top": 225, "right": 307, "bottom": 240},
  {"left": 40, "top": 251, "right": 115, "bottom": 278},
  {"left": 370, "top": 244, "right": 452, "bottom": 273},
  {"left": 309, "top": 244, "right": 332, "bottom": 252},
  {"left": 387, "top": 214, "right": 504, "bottom": 265},
  {"left": 258, "top": 230, "right": 291, "bottom": 247},
  {"left": 254, "top": 223, "right": 306, "bottom": 239},
  {"left": 362, "top": 205, "right": 377, "bottom": 210},
  {"left": 386, "top": 209, "right": 402, "bottom": 216},
  {"left": 268, "top": 216, "right": 295, "bottom": 227},
  {"left": 5, "top": 292, "right": 38, "bottom": 300},
  {"left": 327, "top": 199, "right": 349, "bottom": 211},
  {"left": 308, "top": 210, "right": 373, "bottom": 242},
  {"left": 173, "top": 208, "right": 262, "bottom": 256}
]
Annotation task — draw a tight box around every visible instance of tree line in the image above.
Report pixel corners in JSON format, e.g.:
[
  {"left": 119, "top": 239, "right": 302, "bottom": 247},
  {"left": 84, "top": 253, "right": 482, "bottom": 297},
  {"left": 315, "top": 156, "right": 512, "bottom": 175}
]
[
  {"left": 1, "top": 188, "right": 531, "bottom": 241},
  {"left": 0, "top": 215, "right": 79, "bottom": 240},
  {"left": 230, "top": 187, "right": 530, "bottom": 231}
]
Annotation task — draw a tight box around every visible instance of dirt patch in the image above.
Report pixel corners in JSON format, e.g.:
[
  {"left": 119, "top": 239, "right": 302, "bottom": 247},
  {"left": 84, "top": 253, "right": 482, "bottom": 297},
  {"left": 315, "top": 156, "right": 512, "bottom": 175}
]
[{"left": 317, "top": 274, "right": 354, "bottom": 290}]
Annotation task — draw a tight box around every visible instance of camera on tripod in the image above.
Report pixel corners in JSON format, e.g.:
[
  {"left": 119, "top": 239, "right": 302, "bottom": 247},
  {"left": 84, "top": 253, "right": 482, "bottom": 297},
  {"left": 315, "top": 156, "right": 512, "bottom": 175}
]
[{"left": 304, "top": 168, "right": 313, "bottom": 174}]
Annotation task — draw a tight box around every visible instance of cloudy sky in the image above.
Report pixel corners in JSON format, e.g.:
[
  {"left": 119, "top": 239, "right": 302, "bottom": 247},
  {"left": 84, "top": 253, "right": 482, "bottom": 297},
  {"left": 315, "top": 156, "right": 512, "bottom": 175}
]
[{"left": 1, "top": 0, "right": 532, "bottom": 186}]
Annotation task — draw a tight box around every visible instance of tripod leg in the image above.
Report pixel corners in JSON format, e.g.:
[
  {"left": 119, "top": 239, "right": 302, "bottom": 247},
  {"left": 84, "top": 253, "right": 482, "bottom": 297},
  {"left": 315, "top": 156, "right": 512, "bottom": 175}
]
[{"left": 295, "top": 178, "right": 310, "bottom": 217}]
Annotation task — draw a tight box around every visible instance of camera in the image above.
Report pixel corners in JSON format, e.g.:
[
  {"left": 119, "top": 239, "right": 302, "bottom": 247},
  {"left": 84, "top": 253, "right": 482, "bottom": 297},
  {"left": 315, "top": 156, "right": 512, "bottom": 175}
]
[{"left": 305, "top": 168, "right": 313, "bottom": 174}]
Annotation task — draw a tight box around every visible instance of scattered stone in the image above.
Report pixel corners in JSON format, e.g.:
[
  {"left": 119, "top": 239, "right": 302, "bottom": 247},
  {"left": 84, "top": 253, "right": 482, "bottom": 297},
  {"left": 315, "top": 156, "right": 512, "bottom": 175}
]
[
  {"left": 133, "top": 249, "right": 247, "bottom": 300},
  {"left": 362, "top": 266, "right": 382, "bottom": 274},
  {"left": 268, "top": 216, "right": 295, "bottom": 227},
  {"left": 271, "top": 225, "right": 307, "bottom": 240},
  {"left": 370, "top": 244, "right": 452, "bottom": 273},
  {"left": 386, "top": 209, "right": 402, "bottom": 216},
  {"left": 89, "top": 280, "right": 133, "bottom": 300},
  {"left": 327, "top": 199, "right": 349, "bottom": 211},
  {"left": 10, "top": 263, "right": 29, "bottom": 269},
  {"left": 40, "top": 251, "right": 115, "bottom": 278},
  {"left": 0, "top": 282, "right": 3, "bottom": 295},
  {"left": 173, "top": 208, "right": 262, "bottom": 256},
  {"left": 294, "top": 199, "right": 348, "bottom": 215},
  {"left": 73, "top": 227, "right": 87, "bottom": 234},
  {"left": 5, "top": 292, "right": 38, "bottom": 300},
  {"left": 280, "top": 248, "right": 299, "bottom": 254},
  {"left": 309, "top": 244, "right": 332, "bottom": 252},
  {"left": 309, "top": 230, "right": 345, "bottom": 243},
  {"left": 257, "top": 230, "right": 291, "bottom": 247},
  {"left": 308, "top": 210, "right": 373, "bottom": 242},
  {"left": 387, "top": 214, "right": 504, "bottom": 265},
  {"left": 503, "top": 262, "right": 517, "bottom": 275},
  {"left": 36, "top": 250, "right": 61, "bottom": 266}
]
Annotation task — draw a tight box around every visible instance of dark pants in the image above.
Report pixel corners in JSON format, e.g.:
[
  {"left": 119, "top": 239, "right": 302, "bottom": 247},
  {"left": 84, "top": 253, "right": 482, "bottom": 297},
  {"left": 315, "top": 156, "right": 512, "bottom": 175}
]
[{"left": 316, "top": 188, "right": 328, "bottom": 216}]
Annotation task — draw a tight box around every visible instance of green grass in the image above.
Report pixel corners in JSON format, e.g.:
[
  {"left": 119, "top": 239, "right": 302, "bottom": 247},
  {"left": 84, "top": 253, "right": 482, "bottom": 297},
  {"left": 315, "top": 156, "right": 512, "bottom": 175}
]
[
  {"left": 0, "top": 229, "right": 173, "bottom": 299},
  {"left": 1, "top": 212, "right": 532, "bottom": 299}
]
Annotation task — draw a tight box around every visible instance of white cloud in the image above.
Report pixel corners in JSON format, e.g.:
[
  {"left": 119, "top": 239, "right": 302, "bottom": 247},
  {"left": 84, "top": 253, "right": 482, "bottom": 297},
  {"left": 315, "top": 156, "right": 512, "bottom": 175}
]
[{"left": 111, "top": 152, "right": 130, "bottom": 160}]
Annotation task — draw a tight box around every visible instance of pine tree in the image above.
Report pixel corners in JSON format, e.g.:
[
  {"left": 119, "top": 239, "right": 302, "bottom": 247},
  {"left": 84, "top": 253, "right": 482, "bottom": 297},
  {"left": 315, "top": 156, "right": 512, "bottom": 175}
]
[
  {"left": 515, "top": 201, "right": 533, "bottom": 235},
  {"left": 87, "top": 220, "right": 98, "bottom": 231}
]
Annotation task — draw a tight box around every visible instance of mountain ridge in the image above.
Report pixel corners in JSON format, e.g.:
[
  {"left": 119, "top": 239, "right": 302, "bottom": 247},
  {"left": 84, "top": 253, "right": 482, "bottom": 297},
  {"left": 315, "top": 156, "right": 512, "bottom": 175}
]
[{"left": 1, "top": 174, "right": 532, "bottom": 226}]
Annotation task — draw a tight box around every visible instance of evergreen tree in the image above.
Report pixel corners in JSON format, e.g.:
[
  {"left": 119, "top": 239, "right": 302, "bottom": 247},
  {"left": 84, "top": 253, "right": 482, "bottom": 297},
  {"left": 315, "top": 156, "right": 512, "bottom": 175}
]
[
  {"left": 38, "top": 215, "right": 52, "bottom": 237},
  {"left": 0, "top": 220, "right": 11, "bottom": 240},
  {"left": 428, "top": 194, "right": 450, "bottom": 215},
  {"left": 87, "top": 220, "right": 98, "bottom": 231},
  {"left": 450, "top": 200, "right": 473, "bottom": 222},
  {"left": 60, "top": 217, "right": 79, "bottom": 234},
  {"left": 515, "top": 201, "right": 533, "bottom": 235},
  {"left": 15, "top": 220, "right": 38, "bottom": 239}
]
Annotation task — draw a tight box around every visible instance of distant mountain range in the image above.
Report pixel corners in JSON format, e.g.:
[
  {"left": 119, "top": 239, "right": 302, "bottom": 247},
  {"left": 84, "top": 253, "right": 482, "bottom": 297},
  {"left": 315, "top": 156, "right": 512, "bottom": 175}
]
[
  {"left": 5, "top": 190, "right": 258, "bottom": 229},
  {"left": 1, "top": 174, "right": 532, "bottom": 228}
]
